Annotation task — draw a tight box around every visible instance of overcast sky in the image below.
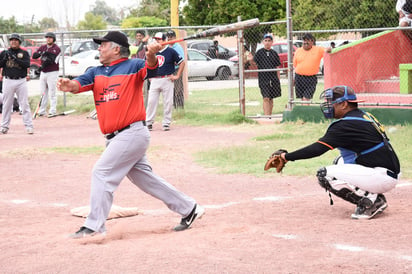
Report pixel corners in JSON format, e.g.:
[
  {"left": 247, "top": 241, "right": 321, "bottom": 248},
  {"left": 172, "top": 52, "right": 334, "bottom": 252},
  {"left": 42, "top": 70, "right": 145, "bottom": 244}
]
[{"left": 0, "top": 0, "right": 139, "bottom": 28}]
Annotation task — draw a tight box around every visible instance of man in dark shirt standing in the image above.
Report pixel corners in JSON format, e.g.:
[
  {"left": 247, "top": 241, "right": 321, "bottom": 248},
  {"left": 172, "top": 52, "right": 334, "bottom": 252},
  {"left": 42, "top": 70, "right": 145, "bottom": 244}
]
[
  {"left": 274, "top": 86, "right": 400, "bottom": 220},
  {"left": 208, "top": 40, "right": 219, "bottom": 59},
  {"left": 33, "top": 32, "right": 61, "bottom": 116},
  {"left": 0, "top": 33, "right": 33, "bottom": 134},
  {"left": 253, "top": 34, "right": 281, "bottom": 116}
]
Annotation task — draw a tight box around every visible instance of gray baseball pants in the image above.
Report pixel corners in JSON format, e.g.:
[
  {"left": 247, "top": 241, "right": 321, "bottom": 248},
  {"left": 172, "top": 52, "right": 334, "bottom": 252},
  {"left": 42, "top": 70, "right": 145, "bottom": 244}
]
[
  {"left": 83, "top": 121, "right": 196, "bottom": 233},
  {"left": 146, "top": 77, "right": 174, "bottom": 126},
  {"left": 38, "top": 71, "right": 59, "bottom": 115},
  {"left": 1, "top": 78, "right": 33, "bottom": 130}
]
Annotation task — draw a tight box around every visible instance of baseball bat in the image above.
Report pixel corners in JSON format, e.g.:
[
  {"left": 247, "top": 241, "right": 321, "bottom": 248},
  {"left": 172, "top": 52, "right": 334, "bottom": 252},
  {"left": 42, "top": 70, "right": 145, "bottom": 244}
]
[
  {"left": 2, "top": 34, "right": 9, "bottom": 48},
  {"left": 32, "top": 92, "right": 45, "bottom": 119},
  {"left": 161, "top": 18, "right": 260, "bottom": 46},
  {"left": 48, "top": 109, "right": 76, "bottom": 118}
]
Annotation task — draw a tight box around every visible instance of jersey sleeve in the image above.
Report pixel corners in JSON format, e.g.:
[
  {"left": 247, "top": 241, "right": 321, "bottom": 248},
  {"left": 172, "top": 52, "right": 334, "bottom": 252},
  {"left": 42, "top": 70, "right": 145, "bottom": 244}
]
[
  {"left": 145, "top": 59, "right": 158, "bottom": 79},
  {"left": 74, "top": 68, "right": 96, "bottom": 93}
]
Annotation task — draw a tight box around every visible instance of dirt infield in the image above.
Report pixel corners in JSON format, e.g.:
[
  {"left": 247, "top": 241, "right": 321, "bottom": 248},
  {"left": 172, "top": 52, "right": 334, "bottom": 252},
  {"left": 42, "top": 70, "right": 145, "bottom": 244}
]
[{"left": 1, "top": 113, "right": 411, "bottom": 273}]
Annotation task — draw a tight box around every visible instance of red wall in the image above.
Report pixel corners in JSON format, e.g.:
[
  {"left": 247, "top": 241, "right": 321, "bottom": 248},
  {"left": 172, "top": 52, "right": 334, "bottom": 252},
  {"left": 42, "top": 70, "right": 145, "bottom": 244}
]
[{"left": 324, "top": 30, "right": 412, "bottom": 93}]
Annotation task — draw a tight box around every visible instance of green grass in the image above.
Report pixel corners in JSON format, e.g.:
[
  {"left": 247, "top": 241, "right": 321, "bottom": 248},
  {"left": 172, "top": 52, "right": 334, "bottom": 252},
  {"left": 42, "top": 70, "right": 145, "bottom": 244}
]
[
  {"left": 42, "top": 146, "right": 104, "bottom": 155},
  {"left": 35, "top": 82, "right": 412, "bottom": 179},
  {"left": 195, "top": 121, "right": 340, "bottom": 177},
  {"left": 29, "top": 92, "right": 96, "bottom": 114}
]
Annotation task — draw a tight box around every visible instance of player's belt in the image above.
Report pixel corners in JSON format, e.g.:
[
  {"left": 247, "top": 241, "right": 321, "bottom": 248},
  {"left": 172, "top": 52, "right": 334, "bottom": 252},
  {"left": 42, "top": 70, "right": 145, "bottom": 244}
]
[
  {"left": 386, "top": 170, "right": 398, "bottom": 179},
  {"left": 105, "top": 121, "right": 146, "bottom": 140},
  {"left": 4, "top": 76, "right": 25, "bottom": 80},
  {"left": 153, "top": 74, "right": 173, "bottom": 78}
]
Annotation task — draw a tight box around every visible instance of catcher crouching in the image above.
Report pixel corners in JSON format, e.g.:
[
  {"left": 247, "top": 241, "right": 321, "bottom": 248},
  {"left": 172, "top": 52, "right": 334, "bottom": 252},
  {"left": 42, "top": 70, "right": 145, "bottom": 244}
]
[{"left": 265, "top": 86, "right": 400, "bottom": 220}]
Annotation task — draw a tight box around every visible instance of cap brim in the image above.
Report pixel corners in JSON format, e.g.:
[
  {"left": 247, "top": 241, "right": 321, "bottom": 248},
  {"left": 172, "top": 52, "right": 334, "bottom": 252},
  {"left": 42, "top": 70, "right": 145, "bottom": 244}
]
[{"left": 93, "top": 37, "right": 108, "bottom": 44}]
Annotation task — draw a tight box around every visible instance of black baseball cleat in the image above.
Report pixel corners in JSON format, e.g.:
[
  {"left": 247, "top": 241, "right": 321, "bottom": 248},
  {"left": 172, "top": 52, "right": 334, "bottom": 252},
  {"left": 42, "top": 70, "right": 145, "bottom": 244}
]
[
  {"left": 351, "top": 194, "right": 387, "bottom": 220},
  {"left": 174, "top": 204, "right": 205, "bottom": 231},
  {"left": 69, "top": 226, "right": 101, "bottom": 239}
]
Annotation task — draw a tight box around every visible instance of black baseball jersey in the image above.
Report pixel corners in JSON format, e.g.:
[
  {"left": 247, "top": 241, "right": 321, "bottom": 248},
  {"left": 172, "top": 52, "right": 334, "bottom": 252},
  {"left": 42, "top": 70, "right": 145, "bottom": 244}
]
[
  {"left": 285, "top": 109, "right": 400, "bottom": 174},
  {"left": 0, "top": 48, "right": 30, "bottom": 78}
]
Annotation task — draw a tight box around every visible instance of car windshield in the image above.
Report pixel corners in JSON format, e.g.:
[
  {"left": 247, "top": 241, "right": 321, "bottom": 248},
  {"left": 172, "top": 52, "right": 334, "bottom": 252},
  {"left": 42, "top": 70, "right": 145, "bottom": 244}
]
[
  {"left": 73, "top": 51, "right": 97, "bottom": 59},
  {"left": 191, "top": 42, "right": 210, "bottom": 51},
  {"left": 187, "top": 50, "right": 208, "bottom": 61}
]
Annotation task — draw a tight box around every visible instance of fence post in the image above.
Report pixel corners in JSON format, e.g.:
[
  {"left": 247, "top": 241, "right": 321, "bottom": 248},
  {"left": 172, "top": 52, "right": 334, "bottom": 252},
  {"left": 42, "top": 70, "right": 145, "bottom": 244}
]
[
  {"left": 60, "top": 32, "right": 67, "bottom": 108},
  {"left": 237, "top": 16, "right": 246, "bottom": 115},
  {"left": 286, "top": 0, "right": 294, "bottom": 111}
]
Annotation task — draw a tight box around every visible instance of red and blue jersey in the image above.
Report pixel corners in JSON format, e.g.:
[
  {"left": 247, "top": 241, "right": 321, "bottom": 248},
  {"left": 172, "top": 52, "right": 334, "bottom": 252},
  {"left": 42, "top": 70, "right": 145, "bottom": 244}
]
[
  {"left": 74, "top": 58, "right": 158, "bottom": 134},
  {"left": 156, "top": 46, "right": 183, "bottom": 76}
]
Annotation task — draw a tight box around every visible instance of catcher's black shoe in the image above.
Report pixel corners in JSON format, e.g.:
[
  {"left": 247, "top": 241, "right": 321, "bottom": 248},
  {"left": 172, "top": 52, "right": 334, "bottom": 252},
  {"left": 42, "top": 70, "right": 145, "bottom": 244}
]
[
  {"left": 351, "top": 194, "right": 387, "bottom": 220},
  {"left": 69, "top": 226, "right": 101, "bottom": 239},
  {"left": 174, "top": 204, "right": 205, "bottom": 231}
]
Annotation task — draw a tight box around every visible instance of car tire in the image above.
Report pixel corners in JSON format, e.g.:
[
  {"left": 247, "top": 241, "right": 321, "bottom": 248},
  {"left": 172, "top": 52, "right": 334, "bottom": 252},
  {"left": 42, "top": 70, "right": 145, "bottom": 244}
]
[
  {"left": 217, "top": 66, "right": 231, "bottom": 80},
  {"left": 29, "top": 65, "right": 40, "bottom": 79},
  {"left": 206, "top": 76, "right": 215, "bottom": 81}
]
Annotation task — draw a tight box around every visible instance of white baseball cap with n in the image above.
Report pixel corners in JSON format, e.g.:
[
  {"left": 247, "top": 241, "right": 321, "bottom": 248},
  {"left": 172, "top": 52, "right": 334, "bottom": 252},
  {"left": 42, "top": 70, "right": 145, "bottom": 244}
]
[{"left": 153, "top": 32, "right": 165, "bottom": 40}]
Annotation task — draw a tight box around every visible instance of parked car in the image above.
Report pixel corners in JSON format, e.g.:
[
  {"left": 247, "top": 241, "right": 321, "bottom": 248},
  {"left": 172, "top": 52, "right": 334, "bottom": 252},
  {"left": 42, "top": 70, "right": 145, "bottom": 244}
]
[
  {"left": 64, "top": 41, "right": 99, "bottom": 56},
  {"left": 187, "top": 40, "right": 237, "bottom": 60},
  {"left": 59, "top": 50, "right": 100, "bottom": 78},
  {"left": 187, "top": 48, "right": 238, "bottom": 80},
  {"left": 271, "top": 42, "right": 297, "bottom": 70},
  {"left": 253, "top": 42, "right": 296, "bottom": 72}
]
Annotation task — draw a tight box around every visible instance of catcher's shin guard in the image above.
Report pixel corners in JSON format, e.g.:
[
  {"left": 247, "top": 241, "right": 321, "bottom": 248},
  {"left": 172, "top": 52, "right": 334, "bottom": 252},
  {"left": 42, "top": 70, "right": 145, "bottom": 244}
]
[{"left": 316, "top": 167, "right": 367, "bottom": 206}]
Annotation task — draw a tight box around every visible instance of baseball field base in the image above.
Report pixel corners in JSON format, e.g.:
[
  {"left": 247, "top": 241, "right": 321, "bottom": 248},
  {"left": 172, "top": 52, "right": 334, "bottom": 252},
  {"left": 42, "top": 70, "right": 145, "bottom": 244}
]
[{"left": 282, "top": 105, "right": 412, "bottom": 125}]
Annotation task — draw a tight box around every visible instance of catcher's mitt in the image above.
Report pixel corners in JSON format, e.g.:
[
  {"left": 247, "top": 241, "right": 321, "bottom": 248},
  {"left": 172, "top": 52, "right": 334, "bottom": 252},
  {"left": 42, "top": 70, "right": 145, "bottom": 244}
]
[{"left": 264, "top": 149, "right": 288, "bottom": 172}]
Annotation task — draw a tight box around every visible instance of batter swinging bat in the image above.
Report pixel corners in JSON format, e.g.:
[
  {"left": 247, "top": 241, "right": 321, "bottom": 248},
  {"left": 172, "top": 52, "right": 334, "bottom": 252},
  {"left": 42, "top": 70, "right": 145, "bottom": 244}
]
[{"left": 161, "top": 18, "right": 260, "bottom": 46}]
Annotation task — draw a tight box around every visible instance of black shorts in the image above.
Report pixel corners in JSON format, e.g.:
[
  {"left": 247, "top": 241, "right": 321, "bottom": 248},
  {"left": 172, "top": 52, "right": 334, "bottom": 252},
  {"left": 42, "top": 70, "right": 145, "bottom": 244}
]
[
  {"left": 295, "top": 74, "right": 318, "bottom": 99},
  {"left": 258, "top": 78, "right": 281, "bottom": 99}
]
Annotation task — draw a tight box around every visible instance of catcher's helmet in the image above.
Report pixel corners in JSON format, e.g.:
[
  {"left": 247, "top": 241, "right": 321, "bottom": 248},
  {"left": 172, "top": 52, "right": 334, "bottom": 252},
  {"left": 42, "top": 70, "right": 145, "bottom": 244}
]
[
  {"left": 319, "top": 85, "right": 364, "bottom": 119},
  {"left": 45, "top": 32, "right": 56, "bottom": 42},
  {"left": 9, "top": 33, "right": 22, "bottom": 43}
]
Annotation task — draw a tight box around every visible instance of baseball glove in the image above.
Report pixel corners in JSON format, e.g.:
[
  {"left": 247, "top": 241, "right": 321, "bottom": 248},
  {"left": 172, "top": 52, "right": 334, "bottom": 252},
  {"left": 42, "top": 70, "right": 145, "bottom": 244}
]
[{"left": 264, "top": 149, "right": 288, "bottom": 172}]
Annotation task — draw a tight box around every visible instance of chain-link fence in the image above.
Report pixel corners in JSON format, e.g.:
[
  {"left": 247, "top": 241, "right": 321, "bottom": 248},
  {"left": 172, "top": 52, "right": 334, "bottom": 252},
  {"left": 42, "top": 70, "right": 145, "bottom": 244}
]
[{"left": 3, "top": 0, "right": 411, "bottom": 117}]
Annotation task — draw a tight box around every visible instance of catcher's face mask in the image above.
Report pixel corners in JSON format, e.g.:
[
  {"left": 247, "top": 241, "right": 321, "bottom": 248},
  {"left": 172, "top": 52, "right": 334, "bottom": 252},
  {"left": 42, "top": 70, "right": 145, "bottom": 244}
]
[{"left": 320, "top": 86, "right": 357, "bottom": 119}]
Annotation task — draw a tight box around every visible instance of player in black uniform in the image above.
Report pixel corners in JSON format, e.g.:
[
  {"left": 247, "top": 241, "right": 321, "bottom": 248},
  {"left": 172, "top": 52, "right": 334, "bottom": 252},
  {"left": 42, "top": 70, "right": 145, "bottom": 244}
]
[
  {"left": 277, "top": 86, "right": 400, "bottom": 219},
  {"left": 0, "top": 33, "right": 33, "bottom": 134}
]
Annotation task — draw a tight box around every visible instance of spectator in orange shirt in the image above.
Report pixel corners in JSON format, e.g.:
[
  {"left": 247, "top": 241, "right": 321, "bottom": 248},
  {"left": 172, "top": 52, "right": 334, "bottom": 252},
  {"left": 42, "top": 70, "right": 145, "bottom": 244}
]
[{"left": 293, "top": 33, "right": 331, "bottom": 101}]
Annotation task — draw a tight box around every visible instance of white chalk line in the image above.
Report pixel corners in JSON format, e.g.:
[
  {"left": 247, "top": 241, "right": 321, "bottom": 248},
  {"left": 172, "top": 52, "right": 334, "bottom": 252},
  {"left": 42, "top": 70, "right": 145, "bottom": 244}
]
[{"left": 271, "top": 236, "right": 412, "bottom": 262}]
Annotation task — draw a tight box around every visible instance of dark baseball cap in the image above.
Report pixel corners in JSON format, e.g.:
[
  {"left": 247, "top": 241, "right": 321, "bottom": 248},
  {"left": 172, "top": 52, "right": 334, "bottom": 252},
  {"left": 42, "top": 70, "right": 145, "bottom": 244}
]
[
  {"left": 166, "top": 30, "right": 176, "bottom": 37},
  {"left": 93, "top": 31, "right": 130, "bottom": 47},
  {"left": 263, "top": 33, "right": 273, "bottom": 40}
]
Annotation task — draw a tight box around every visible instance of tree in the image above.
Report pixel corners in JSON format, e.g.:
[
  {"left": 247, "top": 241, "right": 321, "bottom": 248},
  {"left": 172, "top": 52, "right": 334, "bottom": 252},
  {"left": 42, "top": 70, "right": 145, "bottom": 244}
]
[
  {"left": 121, "top": 16, "right": 168, "bottom": 29},
  {"left": 76, "top": 12, "right": 107, "bottom": 30},
  {"left": 0, "top": 16, "right": 23, "bottom": 33},
  {"left": 182, "top": 0, "right": 285, "bottom": 53},
  {"left": 128, "top": 0, "right": 171, "bottom": 23},
  {"left": 39, "top": 17, "right": 59, "bottom": 31},
  {"left": 90, "top": 0, "right": 119, "bottom": 25},
  {"left": 292, "top": 0, "right": 398, "bottom": 35}
]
